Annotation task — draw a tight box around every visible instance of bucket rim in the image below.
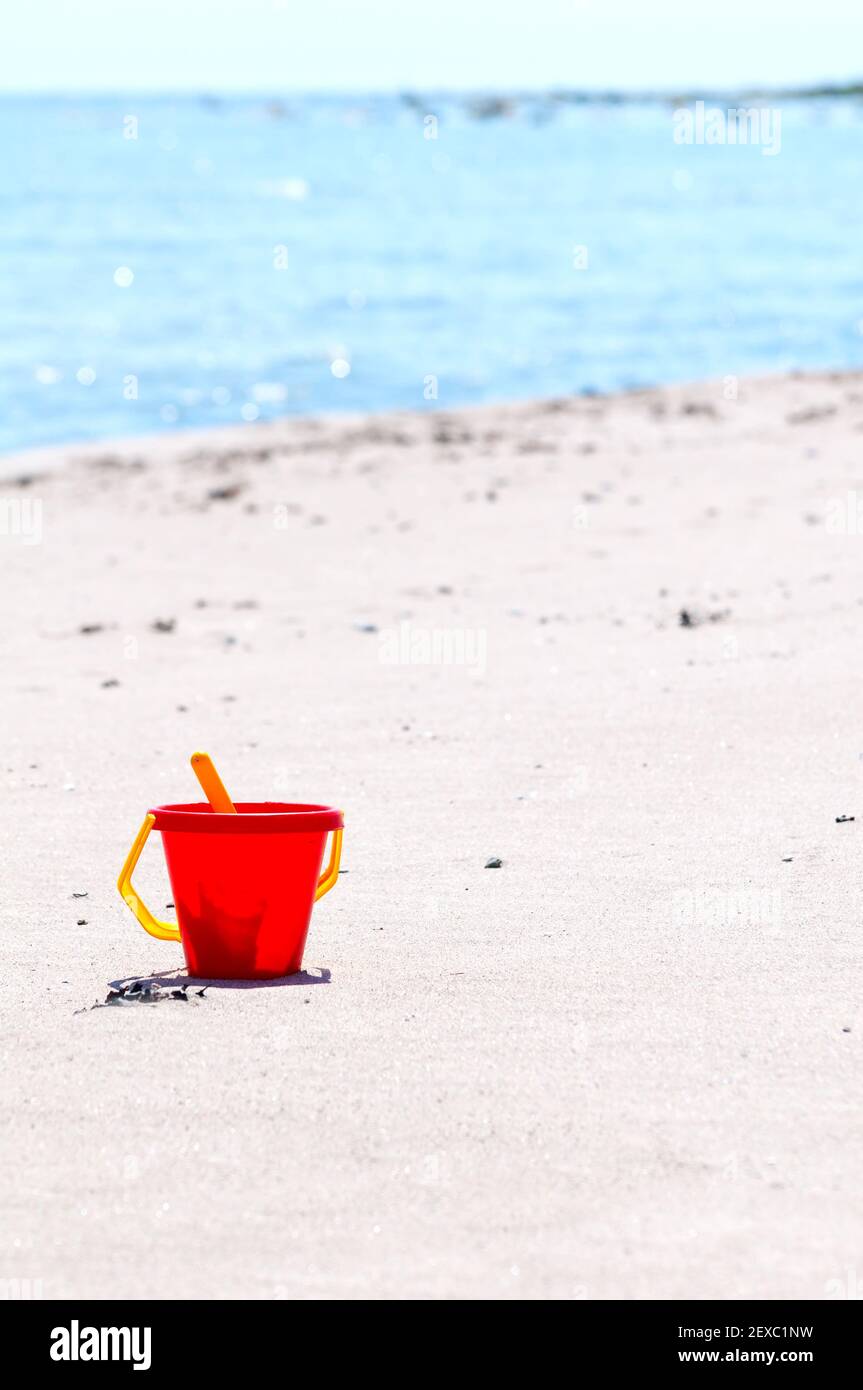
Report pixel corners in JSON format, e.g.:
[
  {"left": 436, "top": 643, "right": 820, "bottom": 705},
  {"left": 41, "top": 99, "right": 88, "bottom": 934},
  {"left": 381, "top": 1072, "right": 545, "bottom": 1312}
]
[{"left": 148, "top": 802, "right": 343, "bottom": 834}]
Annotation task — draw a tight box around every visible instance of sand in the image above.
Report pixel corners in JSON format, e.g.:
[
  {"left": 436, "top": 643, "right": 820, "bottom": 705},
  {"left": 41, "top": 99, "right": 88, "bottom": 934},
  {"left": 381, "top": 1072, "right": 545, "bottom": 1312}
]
[{"left": 1, "top": 370, "right": 861, "bottom": 1300}]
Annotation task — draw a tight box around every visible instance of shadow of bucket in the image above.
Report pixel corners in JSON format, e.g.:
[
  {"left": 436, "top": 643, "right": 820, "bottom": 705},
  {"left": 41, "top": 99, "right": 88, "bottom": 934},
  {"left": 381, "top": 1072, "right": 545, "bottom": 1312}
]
[{"left": 117, "top": 802, "right": 343, "bottom": 979}]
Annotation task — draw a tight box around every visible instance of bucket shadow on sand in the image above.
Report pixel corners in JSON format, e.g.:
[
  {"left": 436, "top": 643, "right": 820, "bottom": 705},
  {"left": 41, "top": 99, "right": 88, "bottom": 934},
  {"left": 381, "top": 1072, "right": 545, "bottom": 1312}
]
[{"left": 108, "top": 965, "right": 331, "bottom": 992}]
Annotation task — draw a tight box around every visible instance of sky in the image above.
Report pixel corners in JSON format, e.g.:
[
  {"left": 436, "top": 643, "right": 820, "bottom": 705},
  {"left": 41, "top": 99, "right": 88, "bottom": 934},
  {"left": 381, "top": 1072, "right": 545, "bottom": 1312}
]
[{"left": 1, "top": 0, "right": 861, "bottom": 93}]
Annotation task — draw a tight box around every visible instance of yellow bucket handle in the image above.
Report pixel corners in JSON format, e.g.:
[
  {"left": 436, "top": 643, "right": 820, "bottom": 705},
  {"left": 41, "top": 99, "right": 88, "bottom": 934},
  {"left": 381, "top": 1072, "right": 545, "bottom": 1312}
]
[
  {"left": 117, "top": 814, "right": 181, "bottom": 941},
  {"left": 315, "top": 828, "right": 343, "bottom": 900},
  {"left": 118, "top": 816, "right": 344, "bottom": 939}
]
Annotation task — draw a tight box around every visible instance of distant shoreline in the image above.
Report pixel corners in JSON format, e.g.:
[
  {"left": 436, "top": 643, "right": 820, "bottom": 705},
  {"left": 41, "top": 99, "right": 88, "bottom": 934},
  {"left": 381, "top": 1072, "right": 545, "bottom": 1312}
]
[
  {"left": 1, "top": 82, "right": 862, "bottom": 103},
  {"left": 3, "top": 366, "right": 860, "bottom": 482}
]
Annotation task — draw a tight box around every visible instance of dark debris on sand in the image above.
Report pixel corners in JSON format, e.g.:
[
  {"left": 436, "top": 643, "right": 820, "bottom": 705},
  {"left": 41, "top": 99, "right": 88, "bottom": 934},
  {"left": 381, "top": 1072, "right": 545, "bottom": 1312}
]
[
  {"left": 77, "top": 981, "right": 208, "bottom": 1011},
  {"left": 678, "top": 607, "right": 731, "bottom": 628},
  {"left": 207, "top": 483, "right": 244, "bottom": 501}
]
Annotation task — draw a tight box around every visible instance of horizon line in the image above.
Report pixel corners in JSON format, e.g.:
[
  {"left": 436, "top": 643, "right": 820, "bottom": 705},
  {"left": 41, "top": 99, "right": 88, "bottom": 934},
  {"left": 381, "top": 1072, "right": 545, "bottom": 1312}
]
[{"left": 0, "top": 78, "right": 862, "bottom": 102}]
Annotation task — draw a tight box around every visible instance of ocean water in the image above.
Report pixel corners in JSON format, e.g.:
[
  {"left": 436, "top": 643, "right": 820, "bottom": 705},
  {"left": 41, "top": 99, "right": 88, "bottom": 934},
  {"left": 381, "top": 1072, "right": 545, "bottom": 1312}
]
[{"left": 1, "top": 93, "right": 862, "bottom": 454}]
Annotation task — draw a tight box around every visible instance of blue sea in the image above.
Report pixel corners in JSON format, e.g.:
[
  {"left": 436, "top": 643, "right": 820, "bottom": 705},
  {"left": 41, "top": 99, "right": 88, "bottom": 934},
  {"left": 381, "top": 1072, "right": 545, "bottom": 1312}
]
[{"left": 1, "top": 93, "right": 862, "bottom": 453}]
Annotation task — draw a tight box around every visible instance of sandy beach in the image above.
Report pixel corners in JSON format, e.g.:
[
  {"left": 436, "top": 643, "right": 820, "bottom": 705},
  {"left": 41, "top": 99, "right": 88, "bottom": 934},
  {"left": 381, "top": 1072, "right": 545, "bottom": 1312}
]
[{"left": 1, "top": 368, "right": 861, "bottom": 1301}]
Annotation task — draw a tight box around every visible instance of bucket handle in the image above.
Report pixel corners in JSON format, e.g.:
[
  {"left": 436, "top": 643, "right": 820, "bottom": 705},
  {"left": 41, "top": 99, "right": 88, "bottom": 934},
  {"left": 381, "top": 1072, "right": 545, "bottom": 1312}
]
[
  {"left": 117, "top": 814, "right": 182, "bottom": 942},
  {"left": 315, "top": 828, "right": 343, "bottom": 901}
]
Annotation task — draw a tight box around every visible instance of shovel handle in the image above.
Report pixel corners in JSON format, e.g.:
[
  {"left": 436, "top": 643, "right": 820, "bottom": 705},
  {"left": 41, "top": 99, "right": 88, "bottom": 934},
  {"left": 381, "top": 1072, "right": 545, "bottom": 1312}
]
[
  {"left": 315, "top": 828, "right": 343, "bottom": 901},
  {"left": 117, "top": 814, "right": 182, "bottom": 942}
]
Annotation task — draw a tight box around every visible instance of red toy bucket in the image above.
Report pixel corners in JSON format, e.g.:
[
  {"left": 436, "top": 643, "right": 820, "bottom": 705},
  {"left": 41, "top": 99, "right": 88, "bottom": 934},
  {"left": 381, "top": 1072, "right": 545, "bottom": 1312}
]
[{"left": 117, "top": 802, "right": 344, "bottom": 979}]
